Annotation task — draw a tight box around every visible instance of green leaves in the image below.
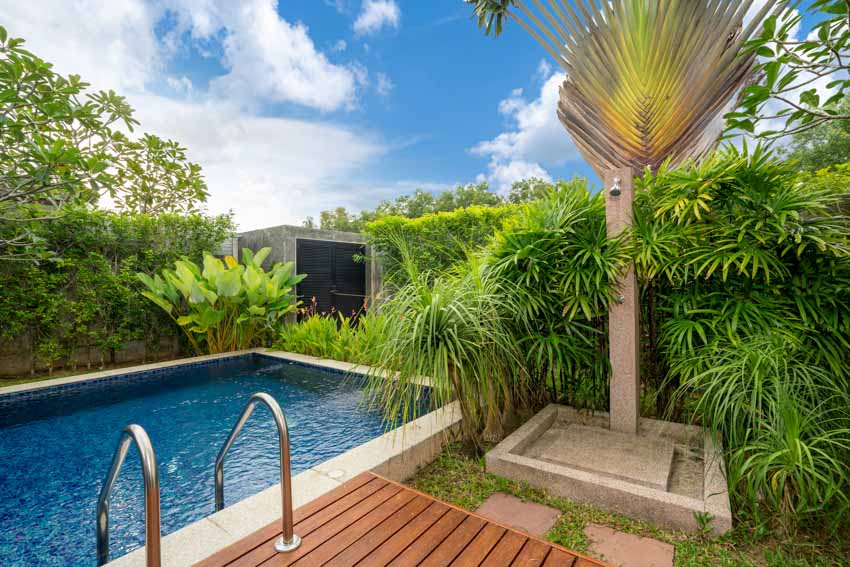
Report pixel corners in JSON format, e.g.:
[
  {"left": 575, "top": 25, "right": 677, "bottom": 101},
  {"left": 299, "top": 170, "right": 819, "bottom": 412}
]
[
  {"left": 639, "top": 146, "right": 850, "bottom": 530},
  {"left": 137, "top": 247, "right": 305, "bottom": 354},
  {"left": 1, "top": 28, "right": 207, "bottom": 260},
  {"left": 729, "top": 0, "right": 850, "bottom": 140},
  {"left": 466, "top": 0, "right": 514, "bottom": 37}
]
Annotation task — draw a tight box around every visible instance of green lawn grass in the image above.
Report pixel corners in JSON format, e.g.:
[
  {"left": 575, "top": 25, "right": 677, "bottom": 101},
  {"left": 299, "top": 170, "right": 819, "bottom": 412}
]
[{"left": 407, "top": 444, "right": 849, "bottom": 567}]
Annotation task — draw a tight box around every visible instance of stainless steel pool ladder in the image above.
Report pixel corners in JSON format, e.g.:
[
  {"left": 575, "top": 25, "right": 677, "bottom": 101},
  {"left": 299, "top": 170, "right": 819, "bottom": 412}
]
[
  {"left": 214, "top": 392, "right": 301, "bottom": 553},
  {"left": 96, "top": 424, "right": 161, "bottom": 567}
]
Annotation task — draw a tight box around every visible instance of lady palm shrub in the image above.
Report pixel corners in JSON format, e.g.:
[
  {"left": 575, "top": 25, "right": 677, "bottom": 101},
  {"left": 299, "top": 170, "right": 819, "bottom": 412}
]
[
  {"left": 636, "top": 145, "right": 850, "bottom": 531},
  {"left": 487, "top": 186, "right": 629, "bottom": 409}
]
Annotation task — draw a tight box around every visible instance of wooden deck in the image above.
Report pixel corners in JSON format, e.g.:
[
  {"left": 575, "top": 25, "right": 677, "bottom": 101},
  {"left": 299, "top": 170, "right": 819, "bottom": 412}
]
[{"left": 195, "top": 472, "right": 609, "bottom": 567}]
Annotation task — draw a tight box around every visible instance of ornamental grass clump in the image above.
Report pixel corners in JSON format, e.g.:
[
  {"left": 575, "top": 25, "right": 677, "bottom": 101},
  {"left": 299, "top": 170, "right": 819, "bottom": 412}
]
[
  {"left": 138, "top": 247, "right": 304, "bottom": 354},
  {"left": 360, "top": 237, "right": 524, "bottom": 447}
]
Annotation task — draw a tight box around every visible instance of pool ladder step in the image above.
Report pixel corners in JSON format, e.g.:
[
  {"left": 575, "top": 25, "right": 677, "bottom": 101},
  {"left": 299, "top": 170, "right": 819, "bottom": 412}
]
[{"left": 95, "top": 392, "right": 300, "bottom": 567}]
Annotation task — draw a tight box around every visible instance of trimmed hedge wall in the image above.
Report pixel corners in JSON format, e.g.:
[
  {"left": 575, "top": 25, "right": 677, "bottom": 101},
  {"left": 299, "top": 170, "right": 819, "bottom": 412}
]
[
  {"left": 363, "top": 205, "right": 520, "bottom": 281},
  {"left": 0, "top": 209, "right": 234, "bottom": 376}
]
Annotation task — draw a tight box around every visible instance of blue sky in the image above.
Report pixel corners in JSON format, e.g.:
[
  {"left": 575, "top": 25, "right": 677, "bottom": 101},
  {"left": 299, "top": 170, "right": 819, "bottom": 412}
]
[{"left": 1, "top": 1, "right": 826, "bottom": 230}]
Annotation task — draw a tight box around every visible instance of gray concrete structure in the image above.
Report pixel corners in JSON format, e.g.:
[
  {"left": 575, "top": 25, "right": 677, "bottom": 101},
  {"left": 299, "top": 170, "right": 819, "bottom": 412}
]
[
  {"left": 486, "top": 405, "right": 732, "bottom": 536},
  {"left": 236, "top": 224, "right": 381, "bottom": 307}
]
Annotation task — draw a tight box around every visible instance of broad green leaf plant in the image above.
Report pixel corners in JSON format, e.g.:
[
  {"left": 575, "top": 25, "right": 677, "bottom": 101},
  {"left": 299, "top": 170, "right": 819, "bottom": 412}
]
[{"left": 138, "top": 248, "right": 305, "bottom": 354}]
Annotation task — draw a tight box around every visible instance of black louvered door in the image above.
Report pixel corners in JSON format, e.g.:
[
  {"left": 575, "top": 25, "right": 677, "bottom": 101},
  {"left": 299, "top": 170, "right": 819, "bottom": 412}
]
[{"left": 296, "top": 239, "right": 366, "bottom": 319}]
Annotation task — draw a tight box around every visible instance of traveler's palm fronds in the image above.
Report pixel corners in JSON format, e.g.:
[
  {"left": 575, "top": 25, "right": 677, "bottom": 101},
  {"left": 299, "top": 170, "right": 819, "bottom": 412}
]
[{"left": 467, "top": 0, "right": 781, "bottom": 175}]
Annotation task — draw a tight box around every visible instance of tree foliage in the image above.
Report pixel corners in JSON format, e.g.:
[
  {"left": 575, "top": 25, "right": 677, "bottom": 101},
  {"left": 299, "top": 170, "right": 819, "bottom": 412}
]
[
  {"left": 314, "top": 180, "right": 555, "bottom": 233},
  {"left": 782, "top": 98, "right": 850, "bottom": 170},
  {"left": 0, "top": 28, "right": 208, "bottom": 260},
  {"left": 729, "top": 0, "right": 850, "bottom": 139},
  {"left": 364, "top": 204, "right": 519, "bottom": 282}
]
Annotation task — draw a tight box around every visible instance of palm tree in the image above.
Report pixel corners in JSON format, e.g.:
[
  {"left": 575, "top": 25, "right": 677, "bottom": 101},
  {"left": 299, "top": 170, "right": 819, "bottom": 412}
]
[{"left": 467, "top": 0, "right": 782, "bottom": 176}]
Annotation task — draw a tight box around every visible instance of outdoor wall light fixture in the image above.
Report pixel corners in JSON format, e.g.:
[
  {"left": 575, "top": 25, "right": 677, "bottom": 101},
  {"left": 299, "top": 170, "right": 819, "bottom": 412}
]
[{"left": 609, "top": 177, "right": 622, "bottom": 197}]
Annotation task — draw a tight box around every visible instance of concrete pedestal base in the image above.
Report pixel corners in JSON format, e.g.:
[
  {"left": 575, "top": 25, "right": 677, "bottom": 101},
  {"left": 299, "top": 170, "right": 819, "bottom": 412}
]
[{"left": 486, "top": 405, "right": 731, "bottom": 535}]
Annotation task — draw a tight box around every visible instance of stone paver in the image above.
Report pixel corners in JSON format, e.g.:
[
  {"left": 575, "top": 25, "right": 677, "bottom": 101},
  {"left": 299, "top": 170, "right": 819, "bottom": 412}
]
[
  {"left": 584, "top": 524, "right": 674, "bottom": 567},
  {"left": 475, "top": 492, "right": 561, "bottom": 537}
]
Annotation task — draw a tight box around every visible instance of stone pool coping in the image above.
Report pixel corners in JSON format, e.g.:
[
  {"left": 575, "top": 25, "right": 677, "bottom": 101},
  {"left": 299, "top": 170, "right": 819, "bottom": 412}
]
[
  {"left": 0, "top": 350, "right": 262, "bottom": 397},
  {"left": 2, "top": 349, "right": 461, "bottom": 567}
]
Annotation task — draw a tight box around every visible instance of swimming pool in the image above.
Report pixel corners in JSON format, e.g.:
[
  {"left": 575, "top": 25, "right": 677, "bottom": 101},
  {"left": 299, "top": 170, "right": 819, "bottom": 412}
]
[{"left": 0, "top": 354, "right": 417, "bottom": 566}]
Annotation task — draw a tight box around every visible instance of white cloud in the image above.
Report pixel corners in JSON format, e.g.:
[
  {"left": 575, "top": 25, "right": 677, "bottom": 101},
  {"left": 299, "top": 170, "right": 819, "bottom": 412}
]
[
  {"left": 162, "top": 0, "right": 361, "bottom": 112},
  {"left": 332, "top": 39, "right": 348, "bottom": 52},
  {"left": 131, "top": 96, "right": 387, "bottom": 229},
  {"left": 472, "top": 64, "right": 581, "bottom": 192},
  {"left": 166, "top": 75, "right": 194, "bottom": 94},
  {"left": 0, "top": 1, "right": 160, "bottom": 93},
  {"left": 376, "top": 73, "right": 395, "bottom": 97},
  {"left": 1, "top": 0, "right": 393, "bottom": 229},
  {"left": 476, "top": 161, "right": 552, "bottom": 195},
  {"left": 354, "top": 0, "right": 401, "bottom": 36}
]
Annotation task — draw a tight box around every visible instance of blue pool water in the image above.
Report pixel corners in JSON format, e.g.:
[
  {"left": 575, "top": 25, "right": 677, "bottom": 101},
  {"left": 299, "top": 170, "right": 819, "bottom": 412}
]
[{"left": 0, "top": 355, "right": 419, "bottom": 566}]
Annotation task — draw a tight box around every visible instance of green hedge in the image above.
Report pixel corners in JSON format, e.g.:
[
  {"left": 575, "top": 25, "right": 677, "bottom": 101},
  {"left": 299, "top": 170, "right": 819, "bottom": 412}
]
[
  {"left": 363, "top": 204, "right": 519, "bottom": 281},
  {"left": 0, "top": 209, "right": 234, "bottom": 374}
]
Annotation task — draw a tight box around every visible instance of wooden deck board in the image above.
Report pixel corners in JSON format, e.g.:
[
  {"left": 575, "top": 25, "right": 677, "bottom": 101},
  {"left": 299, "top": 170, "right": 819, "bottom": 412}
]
[{"left": 193, "top": 472, "right": 609, "bottom": 567}]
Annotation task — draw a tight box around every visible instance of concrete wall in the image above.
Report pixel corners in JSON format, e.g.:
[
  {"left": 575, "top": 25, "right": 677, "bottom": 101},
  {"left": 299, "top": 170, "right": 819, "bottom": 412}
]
[
  {"left": 236, "top": 224, "right": 381, "bottom": 305},
  {"left": 0, "top": 334, "right": 181, "bottom": 378}
]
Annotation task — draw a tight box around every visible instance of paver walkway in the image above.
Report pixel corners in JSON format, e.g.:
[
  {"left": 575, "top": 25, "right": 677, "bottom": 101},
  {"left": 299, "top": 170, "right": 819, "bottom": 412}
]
[
  {"left": 583, "top": 524, "right": 674, "bottom": 567},
  {"left": 476, "top": 493, "right": 562, "bottom": 537}
]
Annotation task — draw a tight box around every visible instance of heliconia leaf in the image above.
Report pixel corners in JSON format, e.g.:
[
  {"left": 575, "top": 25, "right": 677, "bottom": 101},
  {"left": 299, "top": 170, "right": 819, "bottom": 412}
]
[
  {"left": 241, "top": 248, "right": 255, "bottom": 266},
  {"left": 253, "top": 247, "right": 272, "bottom": 267},
  {"left": 202, "top": 254, "right": 225, "bottom": 280},
  {"left": 215, "top": 270, "right": 242, "bottom": 297},
  {"left": 189, "top": 281, "right": 207, "bottom": 304},
  {"left": 141, "top": 291, "right": 173, "bottom": 314}
]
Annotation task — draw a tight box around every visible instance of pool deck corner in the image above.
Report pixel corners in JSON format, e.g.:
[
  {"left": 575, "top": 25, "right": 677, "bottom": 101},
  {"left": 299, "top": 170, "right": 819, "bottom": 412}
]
[{"left": 102, "top": 350, "right": 461, "bottom": 567}]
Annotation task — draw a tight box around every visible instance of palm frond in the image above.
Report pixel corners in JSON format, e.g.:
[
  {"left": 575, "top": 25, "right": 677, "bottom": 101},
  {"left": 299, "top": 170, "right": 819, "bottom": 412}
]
[{"left": 468, "top": 0, "right": 783, "bottom": 174}]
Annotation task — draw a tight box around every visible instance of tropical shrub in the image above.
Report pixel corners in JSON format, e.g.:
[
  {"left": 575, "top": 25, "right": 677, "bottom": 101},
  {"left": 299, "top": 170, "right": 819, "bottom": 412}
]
[
  {"left": 361, "top": 186, "right": 629, "bottom": 444},
  {"left": 275, "top": 308, "right": 387, "bottom": 366},
  {"left": 359, "top": 241, "right": 523, "bottom": 446},
  {"left": 635, "top": 145, "right": 850, "bottom": 531},
  {"left": 674, "top": 336, "right": 850, "bottom": 533},
  {"left": 486, "top": 186, "right": 630, "bottom": 410},
  {"left": 139, "top": 248, "right": 304, "bottom": 354}
]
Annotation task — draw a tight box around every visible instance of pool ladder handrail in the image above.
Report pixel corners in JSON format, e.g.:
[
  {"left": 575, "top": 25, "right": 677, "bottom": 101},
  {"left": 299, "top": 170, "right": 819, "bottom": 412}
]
[
  {"left": 96, "top": 424, "right": 161, "bottom": 567},
  {"left": 214, "top": 392, "right": 301, "bottom": 553}
]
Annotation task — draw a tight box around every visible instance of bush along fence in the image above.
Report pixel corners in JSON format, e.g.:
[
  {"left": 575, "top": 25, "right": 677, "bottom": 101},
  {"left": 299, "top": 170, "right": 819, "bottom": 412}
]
[
  {"left": 363, "top": 204, "right": 520, "bottom": 283},
  {"left": 0, "top": 209, "right": 234, "bottom": 376}
]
